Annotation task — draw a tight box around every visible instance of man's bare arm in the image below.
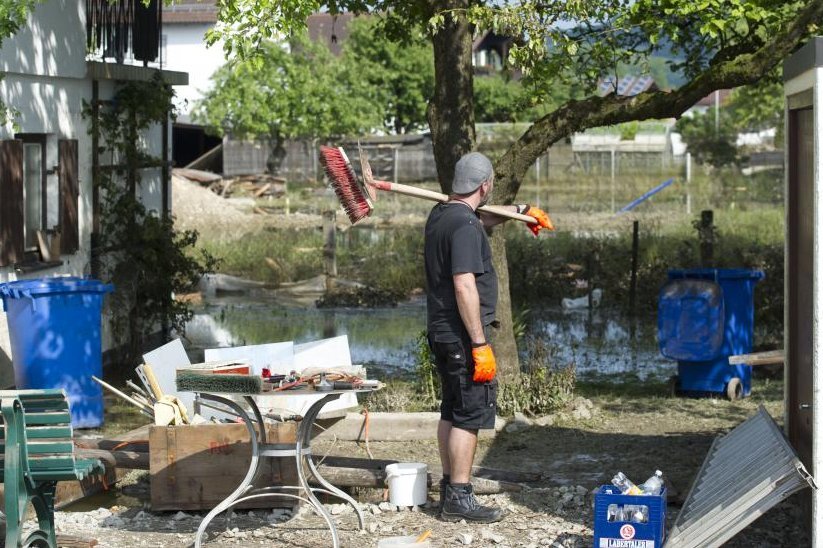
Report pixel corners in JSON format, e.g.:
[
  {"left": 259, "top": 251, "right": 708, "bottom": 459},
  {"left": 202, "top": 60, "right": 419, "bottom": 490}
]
[
  {"left": 453, "top": 272, "right": 485, "bottom": 344},
  {"left": 477, "top": 205, "right": 517, "bottom": 227}
]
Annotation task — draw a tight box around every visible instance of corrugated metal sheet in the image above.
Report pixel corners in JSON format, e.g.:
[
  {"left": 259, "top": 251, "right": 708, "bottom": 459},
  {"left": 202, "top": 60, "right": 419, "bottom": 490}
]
[{"left": 665, "top": 406, "right": 816, "bottom": 548}]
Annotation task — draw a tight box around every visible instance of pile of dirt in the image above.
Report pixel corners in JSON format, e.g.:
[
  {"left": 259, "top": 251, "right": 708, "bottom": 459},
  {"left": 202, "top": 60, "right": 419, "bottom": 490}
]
[
  {"left": 172, "top": 174, "right": 324, "bottom": 236},
  {"left": 171, "top": 174, "right": 251, "bottom": 234}
]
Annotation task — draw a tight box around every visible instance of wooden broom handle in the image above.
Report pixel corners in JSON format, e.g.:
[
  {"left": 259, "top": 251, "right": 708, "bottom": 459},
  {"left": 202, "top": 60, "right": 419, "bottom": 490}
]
[
  {"left": 142, "top": 363, "right": 165, "bottom": 400},
  {"left": 368, "top": 180, "right": 537, "bottom": 224}
]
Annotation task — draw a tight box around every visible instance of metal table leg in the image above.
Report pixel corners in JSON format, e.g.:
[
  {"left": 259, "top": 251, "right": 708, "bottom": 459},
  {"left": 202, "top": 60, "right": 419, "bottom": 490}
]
[
  {"left": 193, "top": 391, "right": 366, "bottom": 548},
  {"left": 294, "top": 393, "right": 344, "bottom": 547},
  {"left": 301, "top": 395, "right": 366, "bottom": 530},
  {"left": 194, "top": 393, "right": 260, "bottom": 548}
]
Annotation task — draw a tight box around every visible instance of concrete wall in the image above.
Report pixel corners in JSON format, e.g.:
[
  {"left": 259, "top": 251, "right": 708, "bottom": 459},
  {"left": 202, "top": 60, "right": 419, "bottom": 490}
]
[{"left": 163, "top": 23, "right": 225, "bottom": 116}]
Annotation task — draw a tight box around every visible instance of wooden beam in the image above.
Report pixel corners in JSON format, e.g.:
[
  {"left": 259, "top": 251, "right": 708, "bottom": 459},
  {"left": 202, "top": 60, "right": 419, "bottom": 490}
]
[
  {"left": 728, "top": 349, "right": 785, "bottom": 366},
  {"left": 310, "top": 464, "right": 521, "bottom": 494},
  {"left": 55, "top": 534, "right": 99, "bottom": 547},
  {"left": 314, "top": 455, "right": 540, "bottom": 483},
  {"left": 74, "top": 448, "right": 149, "bottom": 470}
]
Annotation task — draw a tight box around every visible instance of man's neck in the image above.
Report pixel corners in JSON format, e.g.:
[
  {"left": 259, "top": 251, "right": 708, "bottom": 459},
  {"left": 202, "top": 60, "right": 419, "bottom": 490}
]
[{"left": 449, "top": 195, "right": 479, "bottom": 211}]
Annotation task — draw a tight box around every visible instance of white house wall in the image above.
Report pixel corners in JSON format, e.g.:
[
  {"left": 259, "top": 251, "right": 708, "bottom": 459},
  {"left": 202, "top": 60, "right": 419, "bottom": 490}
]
[
  {"left": 0, "top": 1, "right": 179, "bottom": 387},
  {"left": 0, "top": 0, "right": 97, "bottom": 386},
  {"left": 0, "top": 0, "right": 86, "bottom": 79},
  {"left": 163, "top": 23, "right": 225, "bottom": 116}
]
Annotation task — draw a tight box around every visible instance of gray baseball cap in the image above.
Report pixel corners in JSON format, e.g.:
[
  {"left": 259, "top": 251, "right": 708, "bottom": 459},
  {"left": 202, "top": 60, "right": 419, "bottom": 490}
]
[{"left": 452, "top": 152, "right": 493, "bottom": 195}]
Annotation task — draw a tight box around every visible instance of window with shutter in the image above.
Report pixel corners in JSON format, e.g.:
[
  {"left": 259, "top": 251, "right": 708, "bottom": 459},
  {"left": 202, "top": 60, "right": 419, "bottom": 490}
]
[
  {"left": 59, "top": 139, "right": 79, "bottom": 254},
  {"left": 15, "top": 133, "right": 48, "bottom": 252}
]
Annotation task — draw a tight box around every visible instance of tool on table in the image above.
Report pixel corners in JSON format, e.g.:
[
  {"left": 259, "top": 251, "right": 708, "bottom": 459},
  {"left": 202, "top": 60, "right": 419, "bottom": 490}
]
[
  {"left": 92, "top": 375, "right": 154, "bottom": 419},
  {"left": 143, "top": 362, "right": 191, "bottom": 426},
  {"left": 126, "top": 379, "right": 151, "bottom": 400},
  {"left": 316, "top": 373, "right": 334, "bottom": 392},
  {"left": 176, "top": 370, "right": 264, "bottom": 394},
  {"left": 134, "top": 365, "right": 157, "bottom": 404},
  {"left": 319, "top": 145, "right": 555, "bottom": 231}
]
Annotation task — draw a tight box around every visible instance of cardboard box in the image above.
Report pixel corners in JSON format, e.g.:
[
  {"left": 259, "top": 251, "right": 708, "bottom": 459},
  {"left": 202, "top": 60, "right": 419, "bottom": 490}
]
[{"left": 149, "top": 421, "right": 298, "bottom": 511}]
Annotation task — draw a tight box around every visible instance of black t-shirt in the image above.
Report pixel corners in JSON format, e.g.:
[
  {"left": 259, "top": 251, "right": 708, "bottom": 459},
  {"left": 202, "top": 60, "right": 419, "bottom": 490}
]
[{"left": 424, "top": 202, "right": 498, "bottom": 337}]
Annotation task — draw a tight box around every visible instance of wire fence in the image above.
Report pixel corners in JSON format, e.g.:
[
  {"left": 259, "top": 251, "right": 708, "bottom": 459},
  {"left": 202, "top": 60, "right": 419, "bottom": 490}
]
[{"left": 222, "top": 135, "right": 784, "bottom": 216}]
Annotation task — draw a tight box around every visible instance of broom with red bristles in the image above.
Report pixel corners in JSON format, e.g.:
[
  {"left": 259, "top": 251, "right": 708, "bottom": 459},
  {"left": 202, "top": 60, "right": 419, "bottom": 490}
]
[{"left": 319, "top": 145, "right": 554, "bottom": 229}]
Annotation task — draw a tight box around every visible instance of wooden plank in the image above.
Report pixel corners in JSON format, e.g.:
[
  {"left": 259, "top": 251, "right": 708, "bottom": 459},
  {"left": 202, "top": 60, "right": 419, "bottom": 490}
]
[
  {"left": 149, "top": 422, "right": 297, "bottom": 511},
  {"left": 310, "top": 465, "right": 521, "bottom": 494},
  {"left": 74, "top": 448, "right": 149, "bottom": 470},
  {"left": 184, "top": 143, "right": 223, "bottom": 171},
  {"left": 728, "top": 349, "right": 785, "bottom": 366},
  {"left": 59, "top": 139, "right": 79, "bottom": 254},
  {"left": 0, "top": 139, "right": 24, "bottom": 266},
  {"left": 172, "top": 168, "right": 223, "bottom": 184},
  {"left": 26, "top": 426, "right": 73, "bottom": 439},
  {"left": 73, "top": 425, "right": 151, "bottom": 453},
  {"left": 56, "top": 534, "right": 99, "bottom": 547},
  {"left": 314, "top": 455, "right": 541, "bottom": 483},
  {"left": 23, "top": 411, "right": 71, "bottom": 425}
]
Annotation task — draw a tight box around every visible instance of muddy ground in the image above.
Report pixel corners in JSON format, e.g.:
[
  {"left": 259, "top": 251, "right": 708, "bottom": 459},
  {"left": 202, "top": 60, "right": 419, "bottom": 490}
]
[{"left": 5, "top": 378, "right": 808, "bottom": 548}]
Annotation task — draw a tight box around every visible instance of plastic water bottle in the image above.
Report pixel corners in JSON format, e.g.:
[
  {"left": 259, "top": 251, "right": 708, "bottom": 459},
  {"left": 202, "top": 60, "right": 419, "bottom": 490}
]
[
  {"left": 611, "top": 472, "right": 642, "bottom": 495},
  {"left": 641, "top": 470, "right": 664, "bottom": 496},
  {"left": 630, "top": 505, "right": 649, "bottom": 523}
]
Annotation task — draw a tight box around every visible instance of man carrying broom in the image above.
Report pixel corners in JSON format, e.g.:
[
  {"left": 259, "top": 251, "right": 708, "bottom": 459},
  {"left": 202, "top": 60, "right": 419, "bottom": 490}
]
[{"left": 425, "top": 151, "right": 552, "bottom": 523}]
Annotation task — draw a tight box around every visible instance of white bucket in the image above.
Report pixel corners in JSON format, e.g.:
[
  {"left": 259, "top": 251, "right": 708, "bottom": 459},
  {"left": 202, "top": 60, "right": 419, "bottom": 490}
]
[{"left": 385, "top": 463, "right": 428, "bottom": 507}]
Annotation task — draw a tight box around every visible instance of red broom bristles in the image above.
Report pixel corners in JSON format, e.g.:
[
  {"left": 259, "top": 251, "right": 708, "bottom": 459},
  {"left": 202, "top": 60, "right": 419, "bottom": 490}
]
[{"left": 319, "top": 146, "right": 373, "bottom": 224}]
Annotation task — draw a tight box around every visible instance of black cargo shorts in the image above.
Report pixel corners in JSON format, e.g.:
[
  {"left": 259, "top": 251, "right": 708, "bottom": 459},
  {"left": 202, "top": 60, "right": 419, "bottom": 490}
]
[{"left": 428, "top": 332, "right": 498, "bottom": 430}]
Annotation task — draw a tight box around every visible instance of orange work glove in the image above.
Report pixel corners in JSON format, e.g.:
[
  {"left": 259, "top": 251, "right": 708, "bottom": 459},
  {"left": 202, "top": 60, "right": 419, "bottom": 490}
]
[
  {"left": 517, "top": 204, "right": 555, "bottom": 236},
  {"left": 471, "top": 343, "right": 497, "bottom": 382}
]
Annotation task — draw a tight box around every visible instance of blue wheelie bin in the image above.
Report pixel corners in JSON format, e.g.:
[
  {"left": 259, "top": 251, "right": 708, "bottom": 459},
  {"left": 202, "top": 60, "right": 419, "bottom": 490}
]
[
  {"left": 658, "top": 268, "right": 764, "bottom": 399},
  {"left": 0, "top": 277, "right": 113, "bottom": 427}
]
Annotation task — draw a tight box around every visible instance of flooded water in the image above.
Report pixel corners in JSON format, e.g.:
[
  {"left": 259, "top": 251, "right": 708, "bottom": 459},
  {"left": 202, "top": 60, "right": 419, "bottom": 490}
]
[{"left": 184, "top": 292, "right": 675, "bottom": 382}]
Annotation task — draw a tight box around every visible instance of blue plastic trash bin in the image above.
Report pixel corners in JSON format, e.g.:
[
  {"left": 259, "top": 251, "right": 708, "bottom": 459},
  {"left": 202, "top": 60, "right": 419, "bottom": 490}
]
[
  {"left": 0, "top": 277, "right": 113, "bottom": 427},
  {"left": 658, "top": 268, "right": 764, "bottom": 399}
]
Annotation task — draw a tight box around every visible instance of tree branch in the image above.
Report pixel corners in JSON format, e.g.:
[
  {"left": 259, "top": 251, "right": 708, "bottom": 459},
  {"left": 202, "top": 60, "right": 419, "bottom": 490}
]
[{"left": 493, "top": 0, "right": 823, "bottom": 203}]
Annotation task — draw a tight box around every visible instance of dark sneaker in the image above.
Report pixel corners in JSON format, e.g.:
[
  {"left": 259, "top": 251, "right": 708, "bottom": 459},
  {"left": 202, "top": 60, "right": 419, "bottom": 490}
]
[
  {"left": 440, "top": 483, "right": 505, "bottom": 523},
  {"left": 437, "top": 478, "right": 448, "bottom": 515}
]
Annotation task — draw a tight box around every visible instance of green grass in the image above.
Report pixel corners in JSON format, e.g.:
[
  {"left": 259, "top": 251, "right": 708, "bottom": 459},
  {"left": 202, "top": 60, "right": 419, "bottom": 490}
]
[
  {"left": 99, "top": 396, "right": 150, "bottom": 437},
  {"left": 201, "top": 227, "right": 325, "bottom": 284}
]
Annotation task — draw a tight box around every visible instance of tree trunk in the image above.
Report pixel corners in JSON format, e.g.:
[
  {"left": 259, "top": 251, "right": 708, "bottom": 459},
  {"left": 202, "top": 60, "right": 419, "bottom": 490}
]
[
  {"left": 266, "top": 134, "right": 286, "bottom": 176},
  {"left": 427, "top": 1, "right": 521, "bottom": 377},
  {"left": 427, "top": 0, "right": 475, "bottom": 193},
  {"left": 426, "top": 2, "right": 520, "bottom": 377},
  {"left": 487, "top": 226, "right": 519, "bottom": 381},
  {"left": 487, "top": 152, "right": 524, "bottom": 380}
]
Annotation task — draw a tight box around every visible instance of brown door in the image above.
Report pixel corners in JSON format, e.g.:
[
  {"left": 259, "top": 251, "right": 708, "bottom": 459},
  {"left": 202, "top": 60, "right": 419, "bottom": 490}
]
[{"left": 787, "top": 106, "right": 815, "bottom": 523}]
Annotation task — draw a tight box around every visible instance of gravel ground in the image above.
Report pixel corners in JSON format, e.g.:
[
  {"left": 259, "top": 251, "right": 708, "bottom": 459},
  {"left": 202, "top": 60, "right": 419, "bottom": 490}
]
[
  {"left": 6, "top": 391, "right": 810, "bottom": 548},
  {"left": 16, "top": 470, "right": 807, "bottom": 548}
]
